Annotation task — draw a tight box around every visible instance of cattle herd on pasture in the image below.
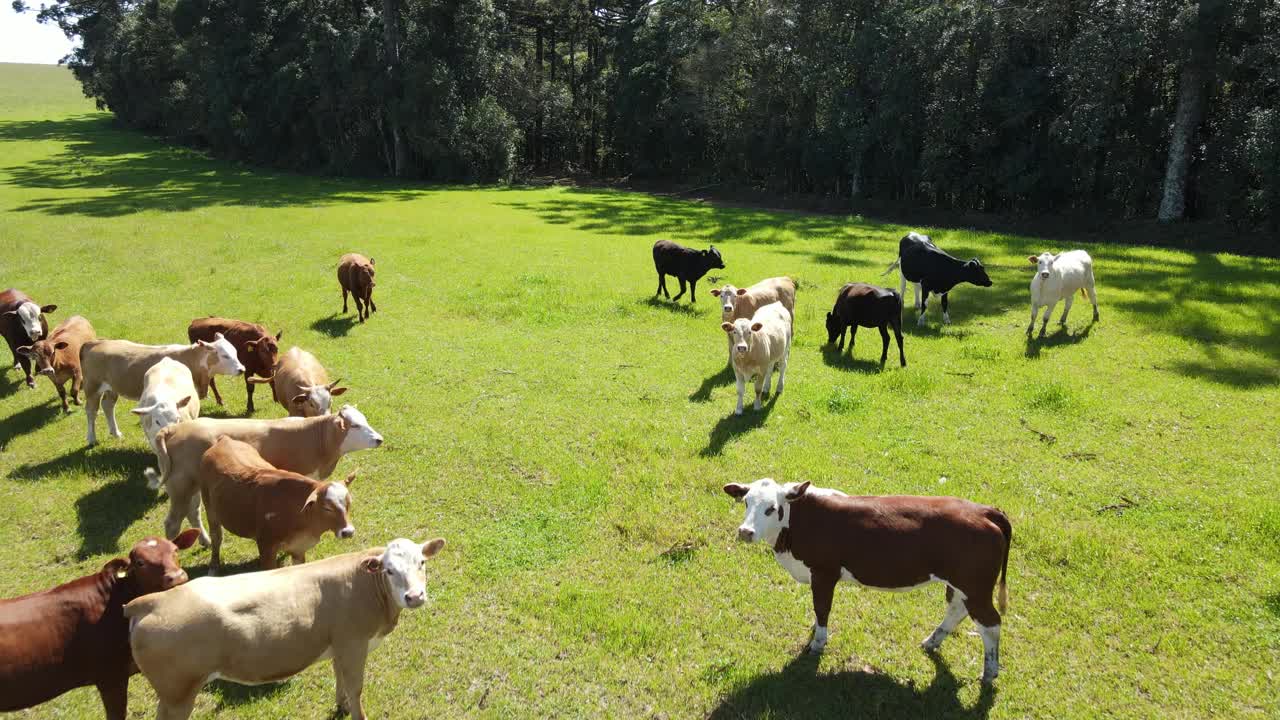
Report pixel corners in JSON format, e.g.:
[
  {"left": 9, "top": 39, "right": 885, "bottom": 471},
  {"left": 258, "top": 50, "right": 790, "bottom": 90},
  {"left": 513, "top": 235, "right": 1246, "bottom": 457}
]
[{"left": 0, "top": 234, "right": 1102, "bottom": 718}]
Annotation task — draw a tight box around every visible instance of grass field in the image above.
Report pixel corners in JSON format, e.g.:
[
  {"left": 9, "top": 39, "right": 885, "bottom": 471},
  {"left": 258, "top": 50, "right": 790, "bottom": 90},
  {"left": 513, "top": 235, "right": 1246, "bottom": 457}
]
[{"left": 1, "top": 63, "right": 1278, "bottom": 719}]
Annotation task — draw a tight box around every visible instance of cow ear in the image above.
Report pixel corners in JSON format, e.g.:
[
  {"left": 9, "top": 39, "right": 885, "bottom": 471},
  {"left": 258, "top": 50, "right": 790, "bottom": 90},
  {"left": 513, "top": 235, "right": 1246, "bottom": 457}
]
[
  {"left": 40, "top": 304, "right": 57, "bottom": 314},
  {"left": 3, "top": 309, "right": 16, "bottom": 316},
  {"left": 103, "top": 558, "right": 130, "bottom": 579},
  {"left": 360, "top": 557, "right": 383, "bottom": 573},
  {"left": 302, "top": 487, "right": 323, "bottom": 511},
  {"left": 723, "top": 483, "right": 749, "bottom": 500},
  {"left": 16, "top": 345, "right": 33, "bottom": 357},
  {"left": 291, "top": 393, "right": 311, "bottom": 406},
  {"left": 721, "top": 322, "right": 734, "bottom": 333},
  {"left": 176, "top": 395, "right": 192, "bottom": 409},
  {"left": 244, "top": 339, "right": 258, "bottom": 350},
  {"left": 172, "top": 528, "right": 201, "bottom": 550},
  {"left": 784, "top": 481, "right": 811, "bottom": 501},
  {"left": 1027, "top": 255, "right": 1038, "bottom": 264},
  {"left": 750, "top": 322, "right": 763, "bottom": 332},
  {"left": 344, "top": 471, "right": 356, "bottom": 486},
  {"left": 331, "top": 387, "right": 349, "bottom": 396},
  {"left": 736, "top": 288, "right": 747, "bottom": 296},
  {"left": 710, "top": 289, "right": 721, "bottom": 297},
  {"left": 130, "top": 404, "right": 154, "bottom": 416},
  {"left": 54, "top": 341, "right": 68, "bottom": 350},
  {"left": 276, "top": 330, "right": 283, "bottom": 341},
  {"left": 422, "top": 538, "right": 445, "bottom": 558}
]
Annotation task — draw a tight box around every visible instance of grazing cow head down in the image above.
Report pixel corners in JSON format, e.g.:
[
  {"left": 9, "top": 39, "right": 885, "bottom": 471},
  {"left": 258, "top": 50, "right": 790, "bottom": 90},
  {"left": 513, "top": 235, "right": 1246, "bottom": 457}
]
[
  {"left": 361, "top": 537, "right": 446, "bottom": 609},
  {"left": 131, "top": 395, "right": 193, "bottom": 438},
  {"left": 5, "top": 301, "right": 56, "bottom": 341},
  {"left": 1028, "top": 252, "right": 1058, "bottom": 280},
  {"left": 198, "top": 333, "right": 246, "bottom": 376},
  {"left": 116, "top": 528, "right": 201, "bottom": 594},
  {"left": 16, "top": 339, "right": 67, "bottom": 376},
  {"left": 704, "top": 246, "right": 726, "bottom": 271},
  {"left": 709, "top": 285, "right": 746, "bottom": 320},
  {"left": 721, "top": 318, "right": 764, "bottom": 357},
  {"left": 824, "top": 311, "right": 841, "bottom": 346},
  {"left": 303, "top": 473, "right": 357, "bottom": 539},
  {"left": 964, "top": 259, "right": 994, "bottom": 287},
  {"left": 337, "top": 404, "right": 384, "bottom": 452},
  {"left": 244, "top": 330, "right": 282, "bottom": 371},
  {"left": 291, "top": 378, "right": 348, "bottom": 417},
  {"left": 722, "top": 478, "right": 811, "bottom": 543}
]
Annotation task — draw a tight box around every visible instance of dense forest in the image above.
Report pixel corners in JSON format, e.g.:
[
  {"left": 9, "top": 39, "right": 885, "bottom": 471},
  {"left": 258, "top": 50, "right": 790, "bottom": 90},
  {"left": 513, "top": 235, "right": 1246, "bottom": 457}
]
[{"left": 16, "top": 0, "right": 1280, "bottom": 230}]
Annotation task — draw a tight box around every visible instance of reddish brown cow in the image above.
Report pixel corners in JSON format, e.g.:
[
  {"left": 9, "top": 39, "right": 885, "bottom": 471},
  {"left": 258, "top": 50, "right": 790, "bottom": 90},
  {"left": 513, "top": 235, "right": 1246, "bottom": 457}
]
[
  {"left": 17, "top": 315, "right": 96, "bottom": 412},
  {"left": 199, "top": 436, "right": 357, "bottom": 574},
  {"left": 1, "top": 288, "right": 57, "bottom": 388},
  {"left": 338, "top": 253, "right": 377, "bottom": 322},
  {"left": 724, "top": 478, "right": 1011, "bottom": 683},
  {"left": 0, "top": 529, "right": 201, "bottom": 719},
  {"left": 187, "top": 317, "right": 282, "bottom": 413}
]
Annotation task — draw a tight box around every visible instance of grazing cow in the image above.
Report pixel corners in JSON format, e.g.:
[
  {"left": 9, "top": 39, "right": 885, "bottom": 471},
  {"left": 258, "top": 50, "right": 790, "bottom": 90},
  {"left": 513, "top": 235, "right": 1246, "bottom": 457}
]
[
  {"left": 199, "top": 437, "right": 357, "bottom": 574},
  {"left": 146, "top": 405, "right": 383, "bottom": 543},
  {"left": 1027, "top": 250, "right": 1099, "bottom": 336},
  {"left": 722, "top": 301, "right": 792, "bottom": 415},
  {"left": 338, "top": 253, "right": 377, "bottom": 322},
  {"left": 187, "top": 317, "right": 282, "bottom": 413},
  {"left": 711, "top": 277, "right": 796, "bottom": 363},
  {"left": 0, "top": 529, "right": 201, "bottom": 720},
  {"left": 1, "top": 288, "right": 57, "bottom": 388},
  {"left": 825, "top": 283, "right": 906, "bottom": 368},
  {"left": 653, "top": 240, "right": 725, "bottom": 303},
  {"left": 80, "top": 335, "right": 244, "bottom": 446},
  {"left": 722, "top": 478, "right": 1012, "bottom": 683},
  {"left": 132, "top": 358, "right": 200, "bottom": 456},
  {"left": 126, "top": 537, "right": 446, "bottom": 720},
  {"left": 16, "top": 315, "right": 96, "bottom": 412},
  {"left": 882, "top": 232, "right": 993, "bottom": 326},
  {"left": 254, "top": 346, "right": 348, "bottom": 417}
]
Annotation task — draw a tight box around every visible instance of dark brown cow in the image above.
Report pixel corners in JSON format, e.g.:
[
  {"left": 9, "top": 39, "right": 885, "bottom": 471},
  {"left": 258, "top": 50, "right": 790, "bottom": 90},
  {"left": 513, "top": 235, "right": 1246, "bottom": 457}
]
[
  {"left": 1, "top": 288, "right": 57, "bottom": 388},
  {"left": 187, "top": 317, "right": 282, "bottom": 413},
  {"left": 199, "top": 436, "right": 357, "bottom": 574},
  {"left": 0, "top": 529, "right": 201, "bottom": 719},
  {"left": 723, "top": 478, "right": 1011, "bottom": 683},
  {"left": 825, "top": 282, "right": 906, "bottom": 367},
  {"left": 338, "top": 253, "right": 377, "bottom": 322},
  {"left": 17, "top": 315, "right": 96, "bottom": 412}
]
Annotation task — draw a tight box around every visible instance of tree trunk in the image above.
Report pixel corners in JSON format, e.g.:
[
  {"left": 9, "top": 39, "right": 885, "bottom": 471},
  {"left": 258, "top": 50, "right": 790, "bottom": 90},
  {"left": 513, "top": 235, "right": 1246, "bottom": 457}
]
[
  {"left": 1158, "top": 0, "right": 1225, "bottom": 223},
  {"left": 381, "top": 0, "right": 407, "bottom": 177}
]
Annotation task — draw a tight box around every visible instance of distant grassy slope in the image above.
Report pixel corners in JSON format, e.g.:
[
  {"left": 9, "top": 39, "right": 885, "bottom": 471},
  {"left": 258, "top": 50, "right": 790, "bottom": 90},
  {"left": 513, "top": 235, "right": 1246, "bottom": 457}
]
[{"left": 1, "top": 63, "right": 1278, "bottom": 720}]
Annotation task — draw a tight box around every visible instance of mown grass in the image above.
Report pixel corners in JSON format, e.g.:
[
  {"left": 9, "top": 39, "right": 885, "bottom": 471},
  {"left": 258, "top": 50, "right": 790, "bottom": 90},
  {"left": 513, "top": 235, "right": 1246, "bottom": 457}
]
[{"left": 1, "top": 63, "right": 1278, "bottom": 719}]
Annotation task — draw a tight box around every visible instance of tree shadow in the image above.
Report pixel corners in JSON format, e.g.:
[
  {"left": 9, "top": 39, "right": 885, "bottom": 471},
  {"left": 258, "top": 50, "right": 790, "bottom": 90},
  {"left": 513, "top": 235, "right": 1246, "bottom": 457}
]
[
  {"left": 642, "top": 296, "right": 703, "bottom": 316},
  {"left": 1024, "top": 323, "right": 1094, "bottom": 359},
  {"left": 820, "top": 345, "right": 887, "bottom": 373},
  {"left": 310, "top": 313, "right": 358, "bottom": 338},
  {"left": 74, "top": 477, "right": 163, "bottom": 558},
  {"left": 1265, "top": 592, "right": 1280, "bottom": 618},
  {"left": 701, "top": 394, "right": 779, "bottom": 457},
  {"left": 708, "top": 652, "right": 995, "bottom": 720},
  {"left": 689, "top": 364, "right": 735, "bottom": 402},
  {"left": 0, "top": 399, "right": 63, "bottom": 449},
  {"left": 1164, "top": 360, "right": 1278, "bottom": 389},
  {"left": 207, "top": 679, "right": 290, "bottom": 709}
]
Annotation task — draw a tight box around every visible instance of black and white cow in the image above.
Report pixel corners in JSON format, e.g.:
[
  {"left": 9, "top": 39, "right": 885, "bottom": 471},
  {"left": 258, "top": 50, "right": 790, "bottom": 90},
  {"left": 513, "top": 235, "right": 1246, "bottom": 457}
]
[{"left": 882, "top": 232, "right": 992, "bottom": 326}]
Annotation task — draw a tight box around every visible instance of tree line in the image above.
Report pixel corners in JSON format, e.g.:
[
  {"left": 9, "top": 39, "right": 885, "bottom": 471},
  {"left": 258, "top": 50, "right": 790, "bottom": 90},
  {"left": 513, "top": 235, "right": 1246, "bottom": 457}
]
[{"left": 18, "top": 0, "right": 1280, "bottom": 230}]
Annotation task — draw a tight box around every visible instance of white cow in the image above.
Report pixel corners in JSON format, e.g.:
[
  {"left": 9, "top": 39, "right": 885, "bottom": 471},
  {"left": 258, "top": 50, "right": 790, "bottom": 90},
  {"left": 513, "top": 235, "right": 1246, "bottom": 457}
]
[
  {"left": 1027, "top": 250, "right": 1099, "bottom": 336},
  {"left": 721, "top": 301, "right": 792, "bottom": 415},
  {"left": 132, "top": 357, "right": 200, "bottom": 456}
]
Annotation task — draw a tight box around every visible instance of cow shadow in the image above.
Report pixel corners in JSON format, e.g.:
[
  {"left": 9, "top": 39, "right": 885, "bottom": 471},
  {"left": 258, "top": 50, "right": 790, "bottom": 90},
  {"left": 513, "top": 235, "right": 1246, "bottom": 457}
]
[
  {"left": 208, "top": 679, "right": 289, "bottom": 709},
  {"left": 1024, "top": 323, "right": 1093, "bottom": 359},
  {"left": 0, "top": 399, "right": 63, "bottom": 448},
  {"left": 701, "top": 394, "right": 779, "bottom": 457},
  {"left": 0, "top": 371, "right": 23, "bottom": 399},
  {"left": 74, "top": 476, "right": 163, "bottom": 558},
  {"left": 184, "top": 557, "right": 264, "bottom": 580},
  {"left": 708, "top": 652, "right": 994, "bottom": 720},
  {"left": 642, "top": 296, "right": 703, "bottom": 316},
  {"left": 310, "top": 313, "right": 358, "bottom": 338},
  {"left": 821, "top": 345, "right": 889, "bottom": 373},
  {"left": 8, "top": 444, "right": 152, "bottom": 482},
  {"left": 689, "top": 364, "right": 735, "bottom": 402}
]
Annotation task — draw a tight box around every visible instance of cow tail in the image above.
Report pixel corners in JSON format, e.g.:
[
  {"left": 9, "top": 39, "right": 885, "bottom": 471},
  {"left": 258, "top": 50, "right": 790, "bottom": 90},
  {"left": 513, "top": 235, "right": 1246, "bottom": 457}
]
[
  {"left": 881, "top": 257, "right": 901, "bottom": 277},
  {"left": 991, "top": 510, "right": 1013, "bottom": 613},
  {"left": 145, "top": 428, "right": 170, "bottom": 491}
]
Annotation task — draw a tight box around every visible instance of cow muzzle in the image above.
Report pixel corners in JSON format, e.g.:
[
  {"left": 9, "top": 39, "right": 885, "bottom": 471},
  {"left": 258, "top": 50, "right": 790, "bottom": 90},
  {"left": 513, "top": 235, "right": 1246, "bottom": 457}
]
[
  {"left": 337, "top": 526, "right": 355, "bottom": 539},
  {"left": 38, "top": 367, "right": 55, "bottom": 376},
  {"left": 735, "top": 344, "right": 748, "bottom": 354},
  {"left": 1040, "top": 272, "right": 1050, "bottom": 279},
  {"left": 737, "top": 527, "right": 754, "bottom": 542},
  {"left": 404, "top": 589, "right": 426, "bottom": 608},
  {"left": 164, "top": 570, "right": 188, "bottom": 588}
]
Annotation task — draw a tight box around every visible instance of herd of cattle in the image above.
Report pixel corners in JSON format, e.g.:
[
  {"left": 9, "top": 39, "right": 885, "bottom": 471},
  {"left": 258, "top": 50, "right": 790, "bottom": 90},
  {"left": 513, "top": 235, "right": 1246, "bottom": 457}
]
[{"left": 0, "top": 236, "right": 1102, "bottom": 718}]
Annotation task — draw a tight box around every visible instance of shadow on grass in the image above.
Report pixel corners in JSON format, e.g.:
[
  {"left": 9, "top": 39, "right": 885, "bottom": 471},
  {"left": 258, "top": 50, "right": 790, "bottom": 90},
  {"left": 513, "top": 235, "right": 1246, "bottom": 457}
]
[
  {"left": 1265, "top": 592, "right": 1280, "bottom": 618},
  {"left": 183, "top": 556, "right": 264, "bottom": 580},
  {"left": 1024, "top": 323, "right": 1094, "bottom": 359},
  {"left": 1164, "top": 360, "right": 1278, "bottom": 389},
  {"left": 0, "top": 398, "right": 63, "bottom": 448},
  {"left": 642, "top": 296, "right": 703, "bottom": 316},
  {"left": 701, "top": 394, "right": 778, "bottom": 457},
  {"left": 208, "top": 680, "right": 290, "bottom": 710},
  {"left": 74, "top": 477, "right": 163, "bottom": 558},
  {"left": 0, "top": 370, "right": 24, "bottom": 399},
  {"left": 690, "top": 364, "right": 735, "bottom": 403},
  {"left": 8, "top": 444, "right": 152, "bottom": 482},
  {"left": 821, "top": 344, "right": 892, "bottom": 373},
  {"left": 311, "top": 313, "right": 358, "bottom": 338},
  {"left": 708, "top": 652, "right": 994, "bottom": 720}
]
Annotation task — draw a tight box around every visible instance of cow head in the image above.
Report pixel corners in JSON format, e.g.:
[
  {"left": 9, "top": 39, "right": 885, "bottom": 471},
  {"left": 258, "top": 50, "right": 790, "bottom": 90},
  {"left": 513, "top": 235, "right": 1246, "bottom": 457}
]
[
  {"left": 723, "top": 478, "right": 811, "bottom": 544},
  {"left": 302, "top": 472, "right": 356, "bottom": 539},
  {"left": 351, "top": 260, "right": 376, "bottom": 289},
  {"left": 1028, "top": 252, "right": 1058, "bottom": 280},
  {"left": 4, "top": 301, "right": 55, "bottom": 341},
  {"left": 709, "top": 284, "right": 747, "bottom": 320},
  {"left": 825, "top": 311, "right": 841, "bottom": 346},
  {"left": 197, "top": 333, "right": 246, "bottom": 376},
  {"left": 243, "top": 330, "right": 282, "bottom": 373},
  {"left": 291, "top": 378, "right": 348, "bottom": 417},
  {"left": 336, "top": 404, "right": 384, "bottom": 452},
  {"left": 721, "top": 317, "right": 763, "bottom": 357},
  {"left": 964, "top": 259, "right": 993, "bottom": 287},
  {"left": 16, "top": 338, "right": 67, "bottom": 376},
  {"left": 111, "top": 528, "right": 201, "bottom": 594},
  {"left": 703, "top": 245, "right": 726, "bottom": 271},
  {"left": 360, "top": 537, "right": 446, "bottom": 609},
  {"left": 131, "top": 394, "right": 193, "bottom": 440}
]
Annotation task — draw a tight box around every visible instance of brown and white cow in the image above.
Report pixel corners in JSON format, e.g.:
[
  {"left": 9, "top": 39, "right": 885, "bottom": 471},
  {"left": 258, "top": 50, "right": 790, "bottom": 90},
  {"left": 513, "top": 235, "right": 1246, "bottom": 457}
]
[
  {"left": 199, "top": 436, "right": 357, "bottom": 574},
  {"left": 126, "top": 538, "right": 445, "bottom": 720},
  {"left": 16, "top": 314, "right": 96, "bottom": 412},
  {"left": 338, "top": 253, "right": 377, "bottom": 322},
  {"left": 187, "top": 317, "right": 282, "bottom": 413},
  {"left": 254, "top": 346, "right": 348, "bottom": 417},
  {"left": 0, "top": 529, "right": 200, "bottom": 719},
  {"left": 711, "top": 277, "right": 796, "bottom": 364},
  {"left": 1, "top": 288, "right": 57, "bottom": 388},
  {"left": 723, "top": 478, "right": 1012, "bottom": 683},
  {"left": 146, "top": 405, "right": 383, "bottom": 544}
]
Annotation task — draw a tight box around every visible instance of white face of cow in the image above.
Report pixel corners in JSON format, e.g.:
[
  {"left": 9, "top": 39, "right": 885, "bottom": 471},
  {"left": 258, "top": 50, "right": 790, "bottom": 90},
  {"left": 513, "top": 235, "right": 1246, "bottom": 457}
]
[
  {"left": 199, "top": 333, "right": 245, "bottom": 376},
  {"left": 14, "top": 302, "right": 45, "bottom": 341},
  {"left": 292, "top": 381, "right": 347, "bottom": 417},
  {"left": 1029, "top": 252, "right": 1057, "bottom": 280},
  {"left": 721, "top": 318, "right": 762, "bottom": 357},
  {"left": 722, "top": 478, "right": 811, "bottom": 544},
  {"left": 368, "top": 537, "right": 445, "bottom": 609},
  {"left": 710, "top": 285, "right": 745, "bottom": 320},
  {"left": 131, "top": 395, "right": 193, "bottom": 439},
  {"left": 337, "top": 405, "right": 384, "bottom": 453}
]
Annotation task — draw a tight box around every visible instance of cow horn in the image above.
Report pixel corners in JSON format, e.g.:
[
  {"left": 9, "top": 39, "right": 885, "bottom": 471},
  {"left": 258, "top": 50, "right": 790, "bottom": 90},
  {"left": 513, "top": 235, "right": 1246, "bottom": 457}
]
[
  {"left": 326, "top": 378, "right": 343, "bottom": 391},
  {"left": 246, "top": 373, "right": 276, "bottom": 384}
]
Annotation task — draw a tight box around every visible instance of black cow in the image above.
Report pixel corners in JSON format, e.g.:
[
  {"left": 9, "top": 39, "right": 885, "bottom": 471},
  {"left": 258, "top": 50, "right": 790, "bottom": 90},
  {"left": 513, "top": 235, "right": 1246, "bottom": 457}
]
[
  {"left": 883, "top": 232, "right": 992, "bottom": 326},
  {"left": 825, "top": 283, "right": 905, "bottom": 367},
  {"left": 652, "top": 240, "right": 725, "bottom": 303}
]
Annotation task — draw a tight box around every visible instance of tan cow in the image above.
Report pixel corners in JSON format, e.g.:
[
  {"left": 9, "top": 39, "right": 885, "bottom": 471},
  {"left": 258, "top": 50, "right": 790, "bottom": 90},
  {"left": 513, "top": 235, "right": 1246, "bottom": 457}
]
[
  {"left": 253, "top": 346, "right": 348, "bottom": 417},
  {"left": 132, "top": 358, "right": 200, "bottom": 456},
  {"left": 146, "top": 405, "right": 383, "bottom": 543},
  {"left": 15, "top": 315, "right": 96, "bottom": 412},
  {"left": 199, "top": 437, "right": 356, "bottom": 574},
  {"left": 80, "top": 335, "right": 244, "bottom": 446},
  {"left": 126, "top": 538, "right": 445, "bottom": 720},
  {"left": 710, "top": 277, "right": 796, "bottom": 364}
]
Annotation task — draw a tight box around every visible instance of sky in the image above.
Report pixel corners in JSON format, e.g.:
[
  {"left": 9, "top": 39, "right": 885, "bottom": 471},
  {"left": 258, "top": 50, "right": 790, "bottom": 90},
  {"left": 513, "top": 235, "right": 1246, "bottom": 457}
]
[{"left": 0, "top": 7, "right": 77, "bottom": 64}]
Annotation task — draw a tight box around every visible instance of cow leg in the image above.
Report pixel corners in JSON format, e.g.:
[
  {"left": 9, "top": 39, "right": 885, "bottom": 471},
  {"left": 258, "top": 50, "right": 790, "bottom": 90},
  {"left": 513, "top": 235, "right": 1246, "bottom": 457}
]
[
  {"left": 689, "top": 279, "right": 697, "bottom": 303},
  {"left": 95, "top": 678, "right": 128, "bottom": 720},
  {"left": 1086, "top": 277, "right": 1100, "bottom": 321},
  {"left": 342, "top": 286, "right": 350, "bottom": 313},
  {"left": 156, "top": 693, "right": 198, "bottom": 720},
  {"left": 244, "top": 376, "right": 256, "bottom": 413},
  {"left": 918, "top": 290, "right": 930, "bottom": 326},
  {"left": 752, "top": 374, "right": 764, "bottom": 411},
  {"left": 966, "top": 596, "right": 1002, "bottom": 683},
  {"left": 655, "top": 272, "right": 664, "bottom": 297},
  {"left": 84, "top": 381, "right": 101, "bottom": 445},
  {"left": 207, "top": 375, "right": 223, "bottom": 407},
  {"left": 893, "top": 318, "right": 906, "bottom": 367},
  {"left": 208, "top": 518, "right": 223, "bottom": 575},
  {"left": 776, "top": 351, "right": 788, "bottom": 395},
  {"left": 56, "top": 380, "right": 70, "bottom": 413},
  {"left": 734, "top": 374, "right": 745, "bottom": 416},
  {"left": 922, "top": 587, "right": 969, "bottom": 651},
  {"left": 71, "top": 369, "right": 82, "bottom": 405},
  {"left": 1059, "top": 292, "right": 1075, "bottom": 326},
  {"left": 940, "top": 293, "right": 951, "bottom": 325},
  {"left": 16, "top": 352, "right": 35, "bottom": 388},
  {"left": 162, "top": 495, "right": 189, "bottom": 542},
  {"left": 333, "top": 644, "right": 371, "bottom": 720},
  {"left": 808, "top": 571, "right": 839, "bottom": 654},
  {"left": 1027, "top": 302, "right": 1039, "bottom": 335},
  {"left": 186, "top": 494, "right": 210, "bottom": 547},
  {"left": 1039, "top": 301, "right": 1055, "bottom": 336},
  {"left": 102, "top": 390, "right": 122, "bottom": 439},
  {"left": 258, "top": 540, "right": 280, "bottom": 570},
  {"left": 672, "top": 277, "right": 687, "bottom": 302},
  {"left": 878, "top": 325, "right": 890, "bottom": 366},
  {"left": 847, "top": 325, "right": 858, "bottom": 355},
  {"left": 912, "top": 281, "right": 922, "bottom": 311},
  {"left": 290, "top": 551, "right": 306, "bottom": 565},
  {"left": 367, "top": 288, "right": 377, "bottom": 314}
]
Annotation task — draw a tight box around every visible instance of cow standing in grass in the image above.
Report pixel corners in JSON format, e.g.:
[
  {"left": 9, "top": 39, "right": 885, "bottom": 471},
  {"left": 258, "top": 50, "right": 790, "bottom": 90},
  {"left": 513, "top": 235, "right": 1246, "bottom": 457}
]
[
  {"left": 1027, "top": 250, "right": 1099, "bottom": 336},
  {"left": 882, "top": 232, "right": 993, "bottom": 326},
  {"left": 653, "top": 240, "right": 725, "bottom": 304},
  {"left": 16, "top": 315, "right": 95, "bottom": 411},
  {"left": 187, "top": 317, "right": 282, "bottom": 413},
  {"left": 723, "top": 301, "right": 791, "bottom": 415},
  {"left": 825, "top": 283, "right": 905, "bottom": 368},
  {"left": 339, "top": 254, "right": 377, "bottom": 322},
  {"left": 1, "top": 288, "right": 57, "bottom": 388},
  {"left": 712, "top": 277, "right": 796, "bottom": 364}
]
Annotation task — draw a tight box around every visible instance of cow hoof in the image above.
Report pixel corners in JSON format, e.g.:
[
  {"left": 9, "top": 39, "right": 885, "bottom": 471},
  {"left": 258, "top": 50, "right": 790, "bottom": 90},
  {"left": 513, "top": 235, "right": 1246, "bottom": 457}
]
[
  {"left": 981, "top": 672, "right": 998, "bottom": 685},
  {"left": 109, "top": 430, "right": 123, "bottom": 439},
  {"left": 806, "top": 642, "right": 826, "bottom": 655},
  {"left": 734, "top": 409, "right": 743, "bottom": 416},
  {"left": 25, "top": 380, "right": 36, "bottom": 389}
]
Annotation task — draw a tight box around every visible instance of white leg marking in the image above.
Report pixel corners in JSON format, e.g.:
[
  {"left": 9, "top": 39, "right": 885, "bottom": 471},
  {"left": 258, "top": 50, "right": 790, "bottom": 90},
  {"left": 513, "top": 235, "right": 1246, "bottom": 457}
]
[
  {"left": 809, "top": 624, "right": 829, "bottom": 654},
  {"left": 922, "top": 594, "right": 969, "bottom": 650},
  {"left": 977, "top": 623, "right": 1001, "bottom": 683},
  {"left": 734, "top": 376, "right": 745, "bottom": 416}
]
